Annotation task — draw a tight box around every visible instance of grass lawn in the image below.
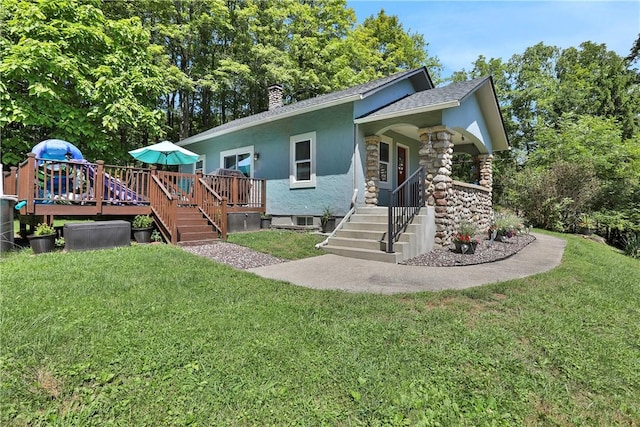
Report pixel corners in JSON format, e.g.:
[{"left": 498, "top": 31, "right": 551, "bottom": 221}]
[
  {"left": 227, "top": 230, "right": 325, "bottom": 260},
  {"left": 1, "top": 232, "right": 638, "bottom": 425}
]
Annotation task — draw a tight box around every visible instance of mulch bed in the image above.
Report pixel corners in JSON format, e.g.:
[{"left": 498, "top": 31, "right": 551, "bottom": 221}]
[{"left": 402, "top": 234, "right": 536, "bottom": 267}]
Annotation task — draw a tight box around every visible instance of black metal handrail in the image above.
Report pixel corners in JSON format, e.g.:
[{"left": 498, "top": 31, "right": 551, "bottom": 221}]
[{"left": 386, "top": 166, "right": 426, "bottom": 253}]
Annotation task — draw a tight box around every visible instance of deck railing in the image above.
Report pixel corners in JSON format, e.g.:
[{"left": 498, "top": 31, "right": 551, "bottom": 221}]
[
  {"left": 149, "top": 174, "right": 178, "bottom": 243},
  {"left": 386, "top": 166, "right": 426, "bottom": 253},
  {"left": 8, "top": 156, "right": 264, "bottom": 242},
  {"left": 2, "top": 166, "right": 18, "bottom": 195},
  {"left": 157, "top": 171, "right": 197, "bottom": 206},
  {"left": 196, "top": 173, "right": 227, "bottom": 240},
  {"left": 201, "top": 174, "right": 265, "bottom": 212},
  {"left": 15, "top": 154, "right": 152, "bottom": 214}
]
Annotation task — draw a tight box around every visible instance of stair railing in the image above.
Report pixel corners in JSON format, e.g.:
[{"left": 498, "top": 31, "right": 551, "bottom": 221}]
[
  {"left": 149, "top": 173, "right": 178, "bottom": 244},
  {"left": 315, "top": 189, "right": 358, "bottom": 249},
  {"left": 157, "top": 171, "right": 196, "bottom": 206},
  {"left": 386, "top": 166, "right": 426, "bottom": 253},
  {"left": 196, "top": 171, "right": 228, "bottom": 240}
]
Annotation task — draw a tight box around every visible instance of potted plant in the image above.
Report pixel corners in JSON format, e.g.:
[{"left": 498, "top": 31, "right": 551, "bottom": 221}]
[
  {"left": 132, "top": 214, "right": 153, "bottom": 243},
  {"left": 260, "top": 213, "right": 272, "bottom": 229},
  {"left": 489, "top": 212, "right": 523, "bottom": 242},
  {"left": 576, "top": 213, "right": 595, "bottom": 235},
  {"left": 320, "top": 206, "right": 336, "bottom": 233},
  {"left": 452, "top": 220, "right": 480, "bottom": 254},
  {"left": 150, "top": 230, "right": 163, "bottom": 243},
  {"left": 28, "top": 222, "right": 56, "bottom": 254}
]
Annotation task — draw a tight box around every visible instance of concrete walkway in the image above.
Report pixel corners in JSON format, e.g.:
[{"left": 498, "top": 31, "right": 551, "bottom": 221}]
[{"left": 247, "top": 233, "right": 567, "bottom": 294}]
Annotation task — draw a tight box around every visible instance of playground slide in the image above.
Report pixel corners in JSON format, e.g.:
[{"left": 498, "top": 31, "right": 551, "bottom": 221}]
[{"left": 84, "top": 165, "right": 144, "bottom": 203}]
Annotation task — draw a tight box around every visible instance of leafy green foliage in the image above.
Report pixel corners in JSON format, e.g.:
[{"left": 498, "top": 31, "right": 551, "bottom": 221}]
[
  {"left": 458, "top": 41, "right": 639, "bottom": 237},
  {"left": 33, "top": 222, "right": 55, "bottom": 236},
  {"left": 0, "top": 0, "right": 181, "bottom": 165},
  {"left": 1, "top": 235, "right": 639, "bottom": 424},
  {"left": 132, "top": 214, "right": 153, "bottom": 229},
  {"left": 508, "top": 162, "right": 600, "bottom": 231},
  {"left": 103, "top": 0, "right": 440, "bottom": 141},
  {"left": 622, "top": 232, "right": 640, "bottom": 259}
]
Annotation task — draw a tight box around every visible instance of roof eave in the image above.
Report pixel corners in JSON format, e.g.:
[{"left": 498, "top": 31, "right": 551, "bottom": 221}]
[
  {"left": 179, "top": 94, "right": 363, "bottom": 146},
  {"left": 353, "top": 100, "right": 460, "bottom": 124}
]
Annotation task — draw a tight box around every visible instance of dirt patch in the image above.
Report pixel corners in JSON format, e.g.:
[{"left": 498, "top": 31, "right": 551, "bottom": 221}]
[{"left": 30, "top": 367, "right": 63, "bottom": 399}]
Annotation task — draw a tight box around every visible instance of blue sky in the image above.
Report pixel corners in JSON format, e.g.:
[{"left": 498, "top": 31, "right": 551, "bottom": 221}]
[{"left": 347, "top": 1, "right": 639, "bottom": 78}]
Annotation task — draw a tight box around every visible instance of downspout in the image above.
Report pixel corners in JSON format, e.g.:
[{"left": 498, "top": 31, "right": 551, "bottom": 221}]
[{"left": 353, "top": 123, "right": 359, "bottom": 196}]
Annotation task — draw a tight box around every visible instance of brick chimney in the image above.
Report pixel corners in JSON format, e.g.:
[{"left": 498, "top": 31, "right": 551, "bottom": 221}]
[{"left": 268, "top": 84, "right": 283, "bottom": 110}]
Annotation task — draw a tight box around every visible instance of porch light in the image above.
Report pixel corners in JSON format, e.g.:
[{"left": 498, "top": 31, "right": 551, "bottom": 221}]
[{"left": 254, "top": 152, "right": 260, "bottom": 161}]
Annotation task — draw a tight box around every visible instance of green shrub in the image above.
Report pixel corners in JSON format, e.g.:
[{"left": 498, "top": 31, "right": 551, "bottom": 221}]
[
  {"left": 34, "top": 223, "right": 55, "bottom": 236},
  {"left": 132, "top": 215, "right": 153, "bottom": 229},
  {"left": 508, "top": 162, "right": 600, "bottom": 231},
  {"left": 490, "top": 211, "right": 525, "bottom": 237},
  {"left": 622, "top": 232, "right": 640, "bottom": 259}
]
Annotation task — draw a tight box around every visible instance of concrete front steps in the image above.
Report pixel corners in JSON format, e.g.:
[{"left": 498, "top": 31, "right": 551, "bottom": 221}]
[
  {"left": 322, "top": 206, "right": 435, "bottom": 263},
  {"left": 174, "top": 206, "right": 220, "bottom": 243}
]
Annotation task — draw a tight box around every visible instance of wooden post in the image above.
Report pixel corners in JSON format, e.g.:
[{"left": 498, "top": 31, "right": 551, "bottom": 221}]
[
  {"left": 195, "top": 169, "right": 203, "bottom": 207},
  {"left": 95, "top": 160, "right": 104, "bottom": 214},
  {"left": 170, "top": 197, "right": 178, "bottom": 244},
  {"left": 150, "top": 166, "right": 157, "bottom": 205},
  {"left": 4, "top": 166, "right": 18, "bottom": 195},
  {"left": 220, "top": 197, "right": 228, "bottom": 240},
  {"left": 25, "top": 154, "right": 36, "bottom": 214},
  {"left": 231, "top": 176, "right": 238, "bottom": 206}
]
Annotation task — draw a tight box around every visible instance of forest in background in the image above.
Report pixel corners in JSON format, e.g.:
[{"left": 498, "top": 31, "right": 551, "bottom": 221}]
[{"left": 1, "top": 0, "right": 639, "bottom": 245}]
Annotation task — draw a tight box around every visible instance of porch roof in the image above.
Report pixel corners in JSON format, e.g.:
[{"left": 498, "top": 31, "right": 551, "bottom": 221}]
[{"left": 354, "top": 77, "right": 510, "bottom": 152}]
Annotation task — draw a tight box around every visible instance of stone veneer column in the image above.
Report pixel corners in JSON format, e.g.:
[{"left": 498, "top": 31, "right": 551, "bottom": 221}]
[
  {"left": 418, "top": 126, "right": 455, "bottom": 248},
  {"left": 476, "top": 154, "right": 493, "bottom": 191},
  {"left": 364, "top": 136, "right": 381, "bottom": 206}
]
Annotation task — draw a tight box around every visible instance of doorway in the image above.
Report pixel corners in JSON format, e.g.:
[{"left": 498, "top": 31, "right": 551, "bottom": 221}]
[{"left": 396, "top": 144, "right": 409, "bottom": 205}]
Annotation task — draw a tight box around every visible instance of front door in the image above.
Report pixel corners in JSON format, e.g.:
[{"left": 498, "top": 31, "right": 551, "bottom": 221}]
[{"left": 396, "top": 145, "right": 407, "bottom": 185}]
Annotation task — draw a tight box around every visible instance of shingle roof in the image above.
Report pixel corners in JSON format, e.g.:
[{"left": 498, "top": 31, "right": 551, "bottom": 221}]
[
  {"left": 179, "top": 67, "right": 431, "bottom": 145},
  {"left": 356, "top": 77, "right": 490, "bottom": 121}
]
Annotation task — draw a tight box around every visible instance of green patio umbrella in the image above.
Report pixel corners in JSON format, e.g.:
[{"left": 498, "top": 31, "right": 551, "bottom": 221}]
[{"left": 128, "top": 140, "right": 199, "bottom": 166}]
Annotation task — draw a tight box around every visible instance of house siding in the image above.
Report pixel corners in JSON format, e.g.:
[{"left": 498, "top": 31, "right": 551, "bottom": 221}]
[
  {"left": 184, "top": 103, "right": 356, "bottom": 217},
  {"left": 353, "top": 79, "right": 416, "bottom": 119},
  {"left": 442, "top": 93, "right": 494, "bottom": 153}
]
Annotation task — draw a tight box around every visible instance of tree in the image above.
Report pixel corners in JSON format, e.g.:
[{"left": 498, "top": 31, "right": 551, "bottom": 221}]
[
  {"left": 553, "top": 42, "right": 639, "bottom": 140},
  {"left": 105, "top": 0, "right": 441, "bottom": 143},
  {"left": 0, "top": 0, "right": 180, "bottom": 165},
  {"left": 348, "top": 9, "right": 440, "bottom": 82}
]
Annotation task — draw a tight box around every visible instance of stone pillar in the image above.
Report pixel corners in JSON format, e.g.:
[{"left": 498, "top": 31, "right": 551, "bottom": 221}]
[
  {"left": 364, "top": 136, "right": 381, "bottom": 206},
  {"left": 418, "top": 126, "right": 455, "bottom": 248},
  {"left": 476, "top": 154, "right": 493, "bottom": 191}
]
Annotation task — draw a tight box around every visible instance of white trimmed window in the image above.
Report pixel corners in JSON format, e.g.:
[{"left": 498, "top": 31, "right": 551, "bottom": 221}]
[
  {"left": 220, "top": 146, "right": 254, "bottom": 177},
  {"left": 378, "top": 137, "right": 391, "bottom": 189},
  {"left": 290, "top": 132, "right": 316, "bottom": 188}
]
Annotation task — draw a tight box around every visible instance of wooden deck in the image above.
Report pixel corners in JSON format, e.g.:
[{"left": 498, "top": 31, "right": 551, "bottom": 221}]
[{"left": 3, "top": 154, "right": 266, "bottom": 244}]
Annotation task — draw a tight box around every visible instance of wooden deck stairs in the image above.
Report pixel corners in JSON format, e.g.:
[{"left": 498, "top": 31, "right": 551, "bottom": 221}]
[
  {"left": 3, "top": 156, "right": 267, "bottom": 245},
  {"left": 174, "top": 206, "right": 220, "bottom": 244}
]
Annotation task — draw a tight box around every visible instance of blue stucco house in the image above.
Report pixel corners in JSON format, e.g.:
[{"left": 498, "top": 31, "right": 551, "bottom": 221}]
[{"left": 178, "top": 67, "right": 509, "bottom": 261}]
